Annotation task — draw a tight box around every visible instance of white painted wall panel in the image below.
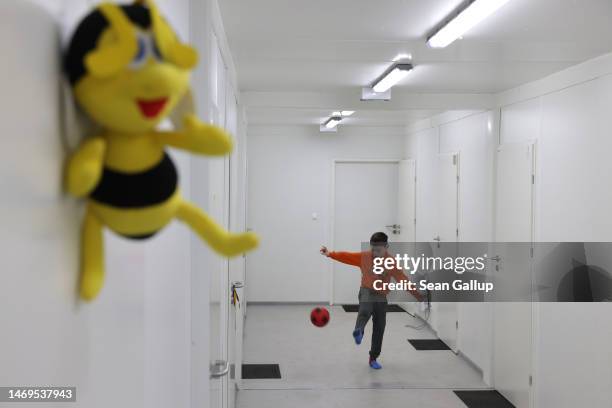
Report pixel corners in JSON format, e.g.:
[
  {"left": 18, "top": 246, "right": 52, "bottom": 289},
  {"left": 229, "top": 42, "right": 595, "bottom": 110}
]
[
  {"left": 438, "top": 111, "right": 496, "bottom": 381},
  {"left": 501, "top": 69, "right": 612, "bottom": 408},
  {"left": 413, "top": 128, "right": 439, "bottom": 243},
  {"left": 246, "top": 125, "right": 406, "bottom": 302},
  {"left": 0, "top": 2, "right": 211, "bottom": 408}
]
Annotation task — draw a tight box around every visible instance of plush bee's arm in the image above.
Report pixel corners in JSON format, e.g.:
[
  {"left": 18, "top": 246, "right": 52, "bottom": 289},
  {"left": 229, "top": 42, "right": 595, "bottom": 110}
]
[
  {"left": 65, "top": 137, "right": 106, "bottom": 197},
  {"left": 155, "top": 114, "right": 233, "bottom": 156}
]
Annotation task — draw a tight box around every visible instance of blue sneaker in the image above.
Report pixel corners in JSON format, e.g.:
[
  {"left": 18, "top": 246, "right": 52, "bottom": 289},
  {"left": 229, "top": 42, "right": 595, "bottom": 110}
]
[
  {"left": 369, "top": 359, "right": 382, "bottom": 370},
  {"left": 352, "top": 329, "right": 364, "bottom": 345}
]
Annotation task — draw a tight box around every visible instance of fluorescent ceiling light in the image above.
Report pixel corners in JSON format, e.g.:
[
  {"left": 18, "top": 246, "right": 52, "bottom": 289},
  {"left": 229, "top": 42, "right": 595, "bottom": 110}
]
[
  {"left": 427, "top": 0, "right": 513, "bottom": 48},
  {"left": 392, "top": 53, "right": 412, "bottom": 62},
  {"left": 324, "top": 116, "right": 342, "bottom": 129},
  {"left": 372, "top": 63, "right": 413, "bottom": 93},
  {"left": 332, "top": 110, "right": 355, "bottom": 117}
]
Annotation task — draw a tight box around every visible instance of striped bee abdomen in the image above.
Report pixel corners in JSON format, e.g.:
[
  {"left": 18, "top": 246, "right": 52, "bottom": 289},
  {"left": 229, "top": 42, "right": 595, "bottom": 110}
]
[{"left": 90, "top": 152, "right": 178, "bottom": 208}]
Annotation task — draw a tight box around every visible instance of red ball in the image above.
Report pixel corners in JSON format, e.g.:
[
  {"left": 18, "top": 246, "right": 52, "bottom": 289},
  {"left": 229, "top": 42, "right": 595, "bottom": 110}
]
[{"left": 310, "top": 307, "right": 330, "bottom": 327}]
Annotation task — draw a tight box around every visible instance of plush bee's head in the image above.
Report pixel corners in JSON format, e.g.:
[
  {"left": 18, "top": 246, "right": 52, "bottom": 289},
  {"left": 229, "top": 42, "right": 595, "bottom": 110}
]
[{"left": 65, "top": 1, "right": 197, "bottom": 133}]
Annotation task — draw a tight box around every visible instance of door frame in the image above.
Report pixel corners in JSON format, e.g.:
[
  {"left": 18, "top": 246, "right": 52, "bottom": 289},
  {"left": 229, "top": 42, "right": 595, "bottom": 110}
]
[
  {"left": 436, "top": 151, "right": 461, "bottom": 242},
  {"left": 433, "top": 152, "right": 461, "bottom": 352},
  {"left": 329, "top": 159, "right": 402, "bottom": 305},
  {"left": 492, "top": 141, "right": 537, "bottom": 408},
  {"left": 398, "top": 159, "right": 417, "bottom": 243}
]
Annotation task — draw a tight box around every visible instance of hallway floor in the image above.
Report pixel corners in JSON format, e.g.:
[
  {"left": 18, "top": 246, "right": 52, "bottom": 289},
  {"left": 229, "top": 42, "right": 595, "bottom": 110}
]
[{"left": 238, "top": 305, "right": 489, "bottom": 407}]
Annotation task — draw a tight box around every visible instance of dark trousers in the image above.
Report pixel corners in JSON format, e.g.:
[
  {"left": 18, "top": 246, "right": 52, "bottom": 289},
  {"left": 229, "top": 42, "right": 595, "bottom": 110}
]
[{"left": 355, "top": 287, "right": 387, "bottom": 360}]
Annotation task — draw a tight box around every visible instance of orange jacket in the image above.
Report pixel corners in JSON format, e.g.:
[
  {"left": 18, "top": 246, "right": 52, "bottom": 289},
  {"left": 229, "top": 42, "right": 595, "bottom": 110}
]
[{"left": 329, "top": 251, "right": 420, "bottom": 299}]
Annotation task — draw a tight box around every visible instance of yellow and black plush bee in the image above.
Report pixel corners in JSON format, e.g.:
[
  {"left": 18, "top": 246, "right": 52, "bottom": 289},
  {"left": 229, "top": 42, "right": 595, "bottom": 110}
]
[{"left": 64, "top": 0, "right": 258, "bottom": 301}]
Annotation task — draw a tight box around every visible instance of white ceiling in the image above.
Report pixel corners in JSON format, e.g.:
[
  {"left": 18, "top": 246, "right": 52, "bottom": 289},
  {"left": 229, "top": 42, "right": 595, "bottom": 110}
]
[{"left": 219, "top": 0, "right": 612, "bottom": 126}]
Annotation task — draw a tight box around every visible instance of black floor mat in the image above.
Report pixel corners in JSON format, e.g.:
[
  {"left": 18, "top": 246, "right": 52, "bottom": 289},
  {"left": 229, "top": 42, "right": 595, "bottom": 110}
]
[
  {"left": 454, "top": 390, "right": 515, "bottom": 408},
  {"left": 242, "top": 364, "right": 281, "bottom": 379},
  {"left": 342, "top": 304, "right": 406, "bottom": 312},
  {"left": 408, "top": 339, "right": 451, "bottom": 350}
]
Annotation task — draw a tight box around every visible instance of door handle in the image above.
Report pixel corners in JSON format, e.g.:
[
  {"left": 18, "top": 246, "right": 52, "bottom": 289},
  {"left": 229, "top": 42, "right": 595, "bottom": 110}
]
[
  {"left": 486, "top": 255, "right": 501, "bottom": 272},
  {"left": 210, "top": 360, "right": 230, "bottom": 378},
  {"left": 385, "top": 224, "right": 401, "bottom": 235},
  {"left": 232, "top": 281, "right": 244, "bottom": 289},
  {"left": 432, "top": 236, "right": 441, "bottom": 248}
]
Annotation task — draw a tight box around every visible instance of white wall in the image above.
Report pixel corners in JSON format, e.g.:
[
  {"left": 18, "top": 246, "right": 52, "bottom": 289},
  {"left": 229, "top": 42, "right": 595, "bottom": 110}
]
[
  {"left": 440, "top": 112, "right": 496, "bottom": 381},
  {"left": 405, "top": 111, "right": 496, "bottom": 380},
  {"left": 499, "top": 67, "right": 612, "bottom": 407},
  {"left": 407, "top": 52, "right": 612, "bottom": 406},
  {"left": 0, "top": 2, "right": 223, "bottom": 408},
  {"left": 246, "top": 125, "right": 406, "bottom": 302}
]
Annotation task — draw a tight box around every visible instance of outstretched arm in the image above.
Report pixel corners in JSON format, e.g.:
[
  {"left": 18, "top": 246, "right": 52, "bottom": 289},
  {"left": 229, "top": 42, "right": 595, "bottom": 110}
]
[
  {"left": 155, "top": 114, "right": 233, "bottom": 156},
  {"left": 320, "top": 246, "right": 362, "bottom": 267},
  {"left": 65, "top": 137, "right": 106, "bottom": 197}
]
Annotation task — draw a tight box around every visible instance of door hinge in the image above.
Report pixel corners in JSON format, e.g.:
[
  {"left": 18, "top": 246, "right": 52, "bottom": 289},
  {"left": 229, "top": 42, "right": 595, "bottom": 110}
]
[
  {"left": 532, "top": 174, "right": 535, "bottom": 184},
  {"left": 453, "top": 155, "right": 457, "bottom": 165},
  {"left": 414, "top": 218, "right": 417, "bottom": 225},
  {"left": 456, "top": 228, "right": 459, "bottom": 237},
  {"left": 456, "top": 320, "right": 459, "bottom": 330},
  {"left": 530, "top": 247, "right": 534, "bottom": 258},
  {"left": 457, "top": 175, "right": 460, "bottom": 183},
  {"left": 529, "top": 375, "right": 533, "bottom": 386}
]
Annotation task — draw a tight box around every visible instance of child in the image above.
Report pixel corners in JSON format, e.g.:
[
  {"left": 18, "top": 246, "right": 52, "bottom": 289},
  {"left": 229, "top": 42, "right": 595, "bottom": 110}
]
[{"left": 321, "top": 232, "right": 422, "bottom": 369}]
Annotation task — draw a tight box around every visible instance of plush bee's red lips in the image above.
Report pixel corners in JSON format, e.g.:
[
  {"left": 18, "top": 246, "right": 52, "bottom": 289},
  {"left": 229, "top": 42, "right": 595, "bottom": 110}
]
[{"left": 137, "top": 98, "right": 168, "bottom": 118}]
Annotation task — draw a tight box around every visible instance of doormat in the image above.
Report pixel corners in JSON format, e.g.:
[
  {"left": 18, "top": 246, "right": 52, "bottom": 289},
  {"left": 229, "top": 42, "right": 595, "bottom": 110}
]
[
  {"left": 453, "top": 390, "right": 515, "bottom": 408},
  {"left": 242, "top": 364, "right": 281, "bottom": 379},
  {"left": 342, "top": 304, "right": 406, "bottom": 312},
  {"left": 408, "top": 339, "right": 451, "bottom": 350}
]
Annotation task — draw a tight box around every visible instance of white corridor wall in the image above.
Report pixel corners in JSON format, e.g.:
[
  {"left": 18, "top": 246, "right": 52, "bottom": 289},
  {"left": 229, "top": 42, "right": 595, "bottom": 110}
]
[
  {"left": 405, "top": 111, "right": 496, "bottom": 381},
  {"left": 406, "top": 52, "right": 612, "bottom": 407},
  {"left": 0, "top": 1, "right": 238, "bottom": 408},
  {"left": 246, "top": 125, "right": 406, "bottom": 302},
  {"left": 499, "top": 61, "right": 612, "bottom": 407}
]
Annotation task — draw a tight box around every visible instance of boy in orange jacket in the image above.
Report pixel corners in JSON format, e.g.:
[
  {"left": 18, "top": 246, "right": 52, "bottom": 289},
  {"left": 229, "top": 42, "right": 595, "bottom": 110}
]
[{"left": 321, "top": 232, "right": 421, "bottom": 369}]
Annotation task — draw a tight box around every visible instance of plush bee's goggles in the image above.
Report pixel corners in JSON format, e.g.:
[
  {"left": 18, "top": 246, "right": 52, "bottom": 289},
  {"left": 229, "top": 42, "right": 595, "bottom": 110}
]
[{"left": 65, "top": 2, "right": 197, "bottom": 86}]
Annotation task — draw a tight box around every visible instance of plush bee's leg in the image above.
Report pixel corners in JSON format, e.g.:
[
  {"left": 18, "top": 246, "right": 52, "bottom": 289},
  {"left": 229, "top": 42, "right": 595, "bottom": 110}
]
[
  {"left": 80, "top": 208, "right": 105, "bottom": 301},
  {"left": 176, "top": 200, "right": 258, "bottom": 257}
]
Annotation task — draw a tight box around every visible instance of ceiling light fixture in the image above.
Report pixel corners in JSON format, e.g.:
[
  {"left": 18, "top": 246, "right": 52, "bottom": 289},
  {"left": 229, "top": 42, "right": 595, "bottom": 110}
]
[
  {"left": 392, "top": 53, "right": 412, "bottom": 62},
  {"left": 371, "top": 63, "right": 413, "bottom": 93},
  {"left": 427, "top": 0, "right": 513, "bottom": 48},
  {"left": 320, "top": 115, "right": 342, "bottom": 132},
  {"left": 320, "top": 110, "right": 354, "bottom": 132},
  {"left": 324, "top": 116, "right": 342, "bottom": 129}
]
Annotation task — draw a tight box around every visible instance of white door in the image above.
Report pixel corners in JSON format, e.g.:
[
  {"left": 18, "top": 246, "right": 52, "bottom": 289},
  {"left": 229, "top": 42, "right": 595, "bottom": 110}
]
[
  {"left": 332, "top": 161, "right": 399, "bottom": 304},
  {"left": 433, "top": 153, "right": 459, "bottom": 351},
  {"left": 209, "top": 34, "right": 230, "bottom": 408},
  {"left": 493, "top": 143, "right": 534, "bottom": 408},
  {"left": 390, "top": 159, "right": 417, "bottom": 305},
  {"left": 397, "top": 160, "right": 416, "bottom": 242}
]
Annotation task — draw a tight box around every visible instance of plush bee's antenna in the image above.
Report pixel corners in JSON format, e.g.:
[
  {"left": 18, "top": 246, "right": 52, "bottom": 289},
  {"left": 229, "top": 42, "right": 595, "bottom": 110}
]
[
  {"left": 146, "top": 0, "right": 198, "bottom": 69},
  {"left": 85, "top": 3, "right": 138, "bottom": 78}
]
